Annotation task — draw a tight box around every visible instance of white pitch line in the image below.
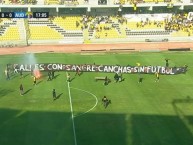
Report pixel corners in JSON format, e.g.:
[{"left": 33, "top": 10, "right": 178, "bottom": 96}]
[
  {"left": 70, "top": 87, "right": 98, "bottom": 118},
  {"left": 66, "top": 73, "right": 77, "bottom": 145}
]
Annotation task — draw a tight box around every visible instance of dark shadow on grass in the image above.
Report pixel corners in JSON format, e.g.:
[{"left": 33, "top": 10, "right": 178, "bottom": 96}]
[
  {"left": 53, "top": 74, "right": 60, "bottom": 79},
  {"left": 120, "top": 78, "right": 125, "bottom": 82},
  {"left": 172, "top": 96, "right": 193, "bottom": 104},
  {"left": 0, "top": 109, "right": 127, "bottom": 145},
  {"left": 0, "top": 108, "right": 193, "bottom": 145},
  {"left": 0, "top": 89, "right": 15, "bottom": 97},
  {"left": 36, "top": 80, "right": 43, "bottom": 85},
  {"left": 74, "top": 113, "right": 126, "bottom": 145},
  {"left": 0, "top": 108, "right": 73, "bottom": 145},
  {"left": 11, "top": 75, "right": 19, "bottom": 79},
  {"left": 70, "top": 77, "right": 75, "bottom": 82},
  {"left": 131, "top": 114, "right": 193, "bottom": 145},
  {"left": 23, "top": 89, "right": 32, "bottom": 95},
  {"left": 172, "top": 96, "right": 193, "bottom": 136},
  {"left": 54, "top": 93, "right": 63, "bottom": 101},
  {"left": 79, "top": 71, "right": 83, "bottom": 76},
  {"left": 24, "top": 74, "right": 29, "bottom": 78}
]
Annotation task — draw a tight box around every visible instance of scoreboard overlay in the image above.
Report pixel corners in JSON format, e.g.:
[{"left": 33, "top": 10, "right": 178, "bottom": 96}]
[{"left": 0, "top": 12, "right": 49, "bottom": 18}]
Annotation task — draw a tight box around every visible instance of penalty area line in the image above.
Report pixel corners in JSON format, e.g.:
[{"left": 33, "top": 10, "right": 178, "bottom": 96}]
[{"left": 66, "top": 73, "right": 77, "bottom": 145}]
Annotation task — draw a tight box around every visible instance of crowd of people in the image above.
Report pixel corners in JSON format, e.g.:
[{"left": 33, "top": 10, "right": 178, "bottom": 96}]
[{"left": 165, "top": 13, "right": 193, "bottom": 36}]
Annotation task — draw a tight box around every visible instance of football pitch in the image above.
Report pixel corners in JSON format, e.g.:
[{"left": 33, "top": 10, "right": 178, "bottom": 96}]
[{"left": 0, "top": 52, "right": 193, "bottom": 145}]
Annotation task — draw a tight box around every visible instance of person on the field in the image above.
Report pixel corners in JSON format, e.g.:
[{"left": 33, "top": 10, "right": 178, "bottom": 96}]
[
  {"left": 51, "top": 71, "right": 55, "bottom": 79},
  {"left": 155, "top": 72, "right": 159, "bottom": 82},
  {"left": 67, "top": 73, "right": 71, "bottom": 82},
  {"left": 52, "top": 89, "right": 56, "bottom": 100},
  {"left": 47, "top": 71, "right": 51, "bottom": 81},
  {"left": 165, "top": 58, "right": 170, "bottom": 67},
  {"left": 75, "top": 66, "right": 80, "bottom": 76},
  {"left": 33, "top": 76, "right": 37, "bottom": 85},
  {"left": 102, "top": 96, "right": 111, "bottom": 108},
  {"left": 19, "top": 84, "right": 24, "bottom": 96},
  {"left": 118, "top": 73, "right": 123, "bottom": 82},
  {"left": 104, "top": 76, "right": 108, "bottom": 85},
  {"left": 114, "top": 72, "right": 119, "bottom": 83},
  {"left": 13, "top": 64, "right": 18, "bottom": 73},
  {"left": 138, "top": 74, "right": 143, "bottom": 83},
  {"left": 5, "top": 68, "right": 10, "bottom": 80},
  {"left": 20, "top": 70, "right": 23, "bottom": 78}
]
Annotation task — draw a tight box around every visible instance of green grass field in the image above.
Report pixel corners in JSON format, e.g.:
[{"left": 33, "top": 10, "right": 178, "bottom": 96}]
[{"left": 0, "top": 52, "right": 193, "bottom": 145}]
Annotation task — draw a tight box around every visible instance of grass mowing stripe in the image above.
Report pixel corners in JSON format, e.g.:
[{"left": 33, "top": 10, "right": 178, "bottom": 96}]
[{"left": 66, "top": 73, "right": 77, "bottom": 145}]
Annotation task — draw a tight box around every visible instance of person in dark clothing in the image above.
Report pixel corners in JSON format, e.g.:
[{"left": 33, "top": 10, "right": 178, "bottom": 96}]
[
  {"left": 75, "top": 67, "right": 80, "bottom": 76},
  {"left": 47, "top": 71, "right": 52, "bottom": 81},
  {"left": 52, "top": 89, "right": 56, "bottom": 100},
  {"left": 102, "top": 96, "right": 111, "bottom": 108},
  {"left": 138, "top": 74, "right": 143, "bottom": 83},
  {"left": 104, "top": 76, "right": 108, "bottom": 85},
  {"left": 114, "top": 73, "right": 119, "bottom": 83},
  {"left": 165, "top": 58, "right": 170, "bottom": 67},
  {"left": 20, "top": 70, "right": 23, "bottom": 78},
  {"left": 51, "top": 71, "right": 55, "bottom": 79},
  {"left": 19, "top": 84, "right": 24, "bottom": 96},
  {"left": 5, "top": 69, "right": 10, "bottom": 80}
]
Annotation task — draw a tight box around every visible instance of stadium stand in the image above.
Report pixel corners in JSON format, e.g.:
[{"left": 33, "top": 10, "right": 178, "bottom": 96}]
[
  {"left": 29, "top": 26, "right": 63, "bottom": 40},
  {"left": 87, "top": 16, "right": 126, "bottom": 39},
  {"left": 28, "top": 18, "right": 64, "bottom": 40},
  {"left": 0, "top": 0, "right": 188, "bottom": 5},
  {"left": 28, "top": 17, "right": 84, "bottom": 40},
  {"left": 0, "top": 1, "right": 192, "bottom": 44},
  {"left": 0, "top": 18, "right": 26, "bottom": 47},
  {"left": 98, "top": 0, "right": 107, "bottom": 5},
  {"left": 45, "top": 0, "right": 60, "bottom": 5},
  {"left": 52, "top": 16, "right": 82, "bottom": 30},
  {"left": 112, "top": 0, "right": 174, "bottom": 4},
  {"left": 0, "top": 19, "right": 21, "bottom": 40},
  {"left": 0, "top": 26, "right": 20, "bottom": 40},
  {"left": 165, "top": 13, "right": 193, "bottom": 37},
  {"left": 51, "top": 16, "right": 83, "bottom": 37}
]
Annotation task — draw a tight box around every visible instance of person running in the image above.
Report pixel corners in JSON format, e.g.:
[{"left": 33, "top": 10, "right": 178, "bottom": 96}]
[
  {"left": 52, "top": 89, "right": 56, "bottom": 100},
  {"left": 155, "top": 72, "right": 159, "bottom": 82},
  {"left": 19, "top": 84, "right": 24, "bottom": 96}
]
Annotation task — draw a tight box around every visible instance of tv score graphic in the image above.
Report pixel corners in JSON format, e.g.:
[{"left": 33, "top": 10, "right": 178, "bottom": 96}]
[{"left": 0, "top": 12, "right": 49, "bottom": 18}]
